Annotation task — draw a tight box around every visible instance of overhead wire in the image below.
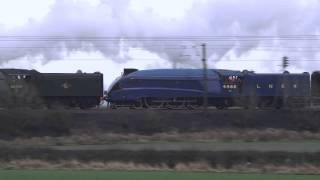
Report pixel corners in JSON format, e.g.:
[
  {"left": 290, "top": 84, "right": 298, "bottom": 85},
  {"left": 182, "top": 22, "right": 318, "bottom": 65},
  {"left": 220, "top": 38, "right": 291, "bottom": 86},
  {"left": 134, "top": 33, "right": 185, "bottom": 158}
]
[
  {"left": 1, "top": 35, "right": 320, "bottom": 62},
  {"left": 0, "top": 35, "right": 320, "bottom": 41}
]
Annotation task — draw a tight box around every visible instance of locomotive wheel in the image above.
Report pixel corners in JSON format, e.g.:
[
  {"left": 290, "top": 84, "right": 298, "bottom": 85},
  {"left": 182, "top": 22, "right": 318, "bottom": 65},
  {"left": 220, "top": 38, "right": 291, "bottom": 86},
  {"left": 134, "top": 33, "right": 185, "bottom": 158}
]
[
  {"left": 143, "top": 98, "right": 165, "bottom": 109},
  {"left": 130, "top": 99, "right": 144, "bottom": 109},
  {"left": 216, "top": 99, "right": 230, "bottom": 110},
  {"left": 110, "top": 104, "right": 118, "bottom": 109},
  {"left": 186, "top": 99, "right": 202, "bottom": 110},
  {"left": 187, "top": 103, "right": 201, "bottom": 110},
  {"left": 47, "top": 101, "right": 65, "bottom": 110},
  {"left": 244, "top": 97, "right": 258, "bottom": 109},
  {"left": 272, "top": 98, "right": 284, "bottom": 109},
  {"left": 216, "top": 105, "right": 226, "bottom": 110},
  {"left": 166, "top": 98, "right": 186, "bottom": 109}
]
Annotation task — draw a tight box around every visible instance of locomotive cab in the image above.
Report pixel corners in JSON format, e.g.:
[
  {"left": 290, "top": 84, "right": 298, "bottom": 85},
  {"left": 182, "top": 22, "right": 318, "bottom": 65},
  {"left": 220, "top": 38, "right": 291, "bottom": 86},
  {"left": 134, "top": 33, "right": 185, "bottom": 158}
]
[
  {"left": 123, "top": 68, "right": 138, "bottom": 76},
  {"left": 221, "top": 75, "right": 243, "bottom": 94}
]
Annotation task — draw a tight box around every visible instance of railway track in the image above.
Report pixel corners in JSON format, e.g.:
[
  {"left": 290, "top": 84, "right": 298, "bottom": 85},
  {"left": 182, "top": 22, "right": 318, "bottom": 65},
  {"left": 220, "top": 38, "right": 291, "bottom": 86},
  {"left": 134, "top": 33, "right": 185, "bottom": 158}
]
[{"left": 49, "top": 141, "right": 320, "bottom": 152}]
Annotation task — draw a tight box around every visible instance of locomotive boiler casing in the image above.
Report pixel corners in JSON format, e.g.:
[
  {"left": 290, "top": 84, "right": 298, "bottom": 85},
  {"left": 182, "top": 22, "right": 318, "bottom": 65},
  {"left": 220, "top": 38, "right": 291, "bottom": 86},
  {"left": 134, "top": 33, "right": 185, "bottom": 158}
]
[{"left": 107, "top": 69, "right": 244, "bottom": 108}]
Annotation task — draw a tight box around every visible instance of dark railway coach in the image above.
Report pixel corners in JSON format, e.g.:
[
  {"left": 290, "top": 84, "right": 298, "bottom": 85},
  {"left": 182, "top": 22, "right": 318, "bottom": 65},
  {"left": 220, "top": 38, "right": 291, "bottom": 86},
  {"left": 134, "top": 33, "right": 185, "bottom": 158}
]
[
  {"left": 0, "top": 69, "right": 103, "bottom": 109},
  {"left": 311, "top": 71, "right": 320, "bottom": 106},
  {"left": 312, "top": 72, "right": 320, "bottom": 97},
  {"left": 241, "top": 72, "right": 310, "bottom": 108}
]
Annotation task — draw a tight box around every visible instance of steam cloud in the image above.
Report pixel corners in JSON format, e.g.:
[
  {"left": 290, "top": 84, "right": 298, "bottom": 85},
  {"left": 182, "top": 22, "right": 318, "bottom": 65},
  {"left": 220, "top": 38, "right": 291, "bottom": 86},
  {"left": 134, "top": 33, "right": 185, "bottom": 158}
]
[{"left": 1, "top": 0, "right": 320, "bottom": 70}]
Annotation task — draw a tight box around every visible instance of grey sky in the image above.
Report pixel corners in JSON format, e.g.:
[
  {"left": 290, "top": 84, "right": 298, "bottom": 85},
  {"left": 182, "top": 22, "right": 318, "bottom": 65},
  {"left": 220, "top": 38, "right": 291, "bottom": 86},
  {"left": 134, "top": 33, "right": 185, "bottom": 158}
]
[{"left": 0, "top": 0, "right": 319, "bottom": 86}]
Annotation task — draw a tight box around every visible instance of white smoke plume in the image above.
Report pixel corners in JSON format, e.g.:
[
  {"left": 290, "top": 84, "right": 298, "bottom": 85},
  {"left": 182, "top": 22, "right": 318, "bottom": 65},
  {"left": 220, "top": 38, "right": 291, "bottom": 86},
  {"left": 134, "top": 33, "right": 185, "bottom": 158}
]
[{"left": 1, "top": 0, "right": 320, "bottom": 70}]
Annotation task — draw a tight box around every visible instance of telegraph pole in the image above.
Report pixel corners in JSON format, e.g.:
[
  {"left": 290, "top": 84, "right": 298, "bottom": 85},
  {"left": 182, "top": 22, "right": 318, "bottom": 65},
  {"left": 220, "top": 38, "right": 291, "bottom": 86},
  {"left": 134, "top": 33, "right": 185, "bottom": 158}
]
[
  {"left": 282, "top": 56, "right": 290, "bottom": 108},
  {"left": 201, "top": 43, "right": 208, "bottom": 110}
]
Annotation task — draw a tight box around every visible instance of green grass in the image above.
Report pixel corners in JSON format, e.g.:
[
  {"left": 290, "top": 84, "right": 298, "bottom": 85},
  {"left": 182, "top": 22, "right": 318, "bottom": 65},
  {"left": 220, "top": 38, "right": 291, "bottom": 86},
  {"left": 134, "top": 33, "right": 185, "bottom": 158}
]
[{"left": 1, "top": 170, "right": 320, "bottom": 180}]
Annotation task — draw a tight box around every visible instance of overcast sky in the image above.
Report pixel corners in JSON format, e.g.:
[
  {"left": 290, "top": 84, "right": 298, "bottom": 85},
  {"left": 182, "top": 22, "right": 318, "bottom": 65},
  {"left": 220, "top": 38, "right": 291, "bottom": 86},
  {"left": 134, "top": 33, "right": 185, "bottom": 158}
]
[{"left": 0, "top": 0, "right": 320, "bottom": 86}]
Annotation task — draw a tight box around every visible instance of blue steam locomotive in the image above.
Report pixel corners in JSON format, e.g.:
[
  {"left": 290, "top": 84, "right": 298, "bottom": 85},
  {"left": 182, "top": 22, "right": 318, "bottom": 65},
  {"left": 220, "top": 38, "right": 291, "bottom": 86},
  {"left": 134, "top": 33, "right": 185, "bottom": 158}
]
[{"left": 106, "top": 68, "right": 320, "bottom": 109}]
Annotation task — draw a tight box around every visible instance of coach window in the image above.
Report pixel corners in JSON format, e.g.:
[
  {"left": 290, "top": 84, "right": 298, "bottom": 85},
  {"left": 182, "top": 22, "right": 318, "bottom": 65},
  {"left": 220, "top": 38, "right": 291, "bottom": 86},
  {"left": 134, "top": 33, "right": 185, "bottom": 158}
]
[
  {"left": 293, "top": 84, "right": 298, "bottom": 89},
  {"left": 281, "top": 84, "right": 285, "bottom": 89}
]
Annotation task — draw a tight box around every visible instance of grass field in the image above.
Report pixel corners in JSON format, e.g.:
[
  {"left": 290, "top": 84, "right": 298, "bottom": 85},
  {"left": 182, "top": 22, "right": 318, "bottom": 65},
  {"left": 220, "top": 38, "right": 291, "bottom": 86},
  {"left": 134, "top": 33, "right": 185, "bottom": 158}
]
[{"left": 1, "top": 170, "right": 320, "bottom": 180}]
